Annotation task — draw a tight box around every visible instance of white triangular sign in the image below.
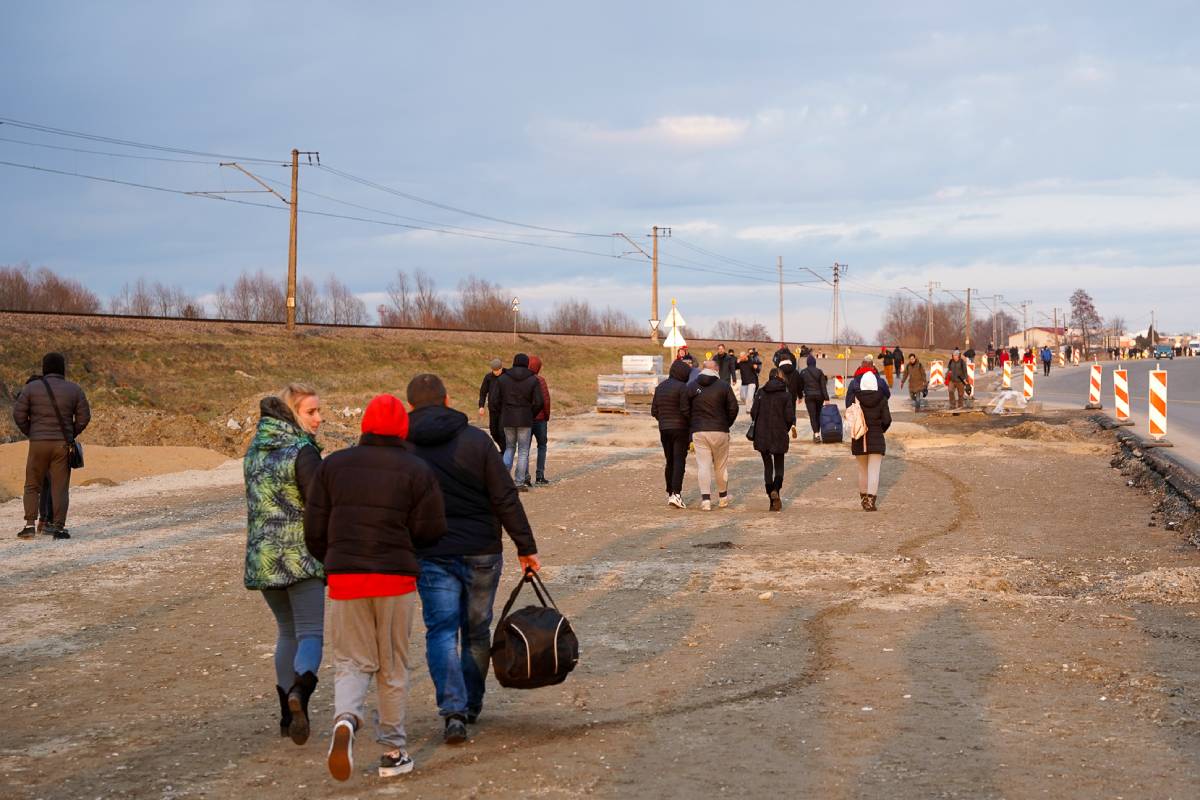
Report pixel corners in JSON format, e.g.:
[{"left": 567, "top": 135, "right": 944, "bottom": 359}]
[
  {"left": 649, "top": 319, "right": 660, "bottom": 332},
  {"left": 665, "top": 307, "right": 686, "bottom": 328},
  {"left": 663, "top": 328, "right": 687, "bottom": 348}
]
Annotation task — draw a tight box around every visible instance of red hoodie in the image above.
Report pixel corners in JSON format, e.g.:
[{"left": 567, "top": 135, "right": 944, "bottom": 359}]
[
  {"left": 854, "top": 364, "right": 879, "bottom": 378},
  {"left": 529, "top": 356, "right": 551, "bottom": 421}
]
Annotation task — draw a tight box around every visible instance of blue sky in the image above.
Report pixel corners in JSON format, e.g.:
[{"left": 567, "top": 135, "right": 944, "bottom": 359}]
[{"left": 2, "top": 1, "right": 1198, "bottom": 338}]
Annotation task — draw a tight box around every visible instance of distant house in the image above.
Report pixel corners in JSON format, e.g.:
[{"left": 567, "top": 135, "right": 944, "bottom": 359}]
[{"left": 1007, "top": 327, "right": 1067, "bottom": 350}]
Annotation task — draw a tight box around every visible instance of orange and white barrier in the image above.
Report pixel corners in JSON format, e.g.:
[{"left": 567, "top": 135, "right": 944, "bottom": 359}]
[
  {"left": 1113, "top": 368, "right": 1132, "bottom": 425},
  {"left": 1085, "top": 363, "right": 1102, "bottom": 409},
  {"left": 1001, "top": 361, "right": 1012, "bottom": 389},
  {"left": 966, "top": 360, "right": 976, "bottom": 388},
  {"left": 929, "top": 360, "right": 945, "bottom": 388},
  {"left": 1149, "top": 368, "right": 1170, "bottom": 444},
  {"left": 834, "top": 375, "right": 845, "bottom": 397},
  {"left": 1057, "top": 352, "right": 1066, "bottom": 367},
  {"left": 1072, "top": 351, "right": 1080, "bottom": 366},
  {"left": 1023, "top": 363, "right": 1035, "bottom": 400}
]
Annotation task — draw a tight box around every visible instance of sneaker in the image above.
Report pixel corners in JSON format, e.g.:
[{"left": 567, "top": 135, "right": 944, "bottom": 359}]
[
  {"left": 813, "top": 433, "right": 821, "bottom": 443},
  {"left": 718, "top": 495, "right": 730, "bottom": 509},
  {"left": 378, "top": 750, "right": 414, "bottom": 777},
  {"left": 17, "top": 525, "right": 36, "bottom": 540},
  {"left": 466, "top": 710, "right": 480, "bottom": 725},
  {"left": 668, "top": 494, "right": 686, "bottom": 509},
  {"left": 444, "top": 715, "right": 468, "bottom": 745},
  {"left": 48, "top": 526, "right": 70, "bottom": 540},
  {"left": 535, "top": 476, "right": 551, "bottom": 485},
  {"left": 700, "top": 499, "right": 712, "bottom": 512},
  {"left": 327, "top": 719, "right": 355, "bottom": 782}
]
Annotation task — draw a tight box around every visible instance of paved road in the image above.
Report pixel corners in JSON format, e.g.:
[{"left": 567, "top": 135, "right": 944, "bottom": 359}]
[{"left": 1028, "top": 357, "right": 1200, "bottom": 473}]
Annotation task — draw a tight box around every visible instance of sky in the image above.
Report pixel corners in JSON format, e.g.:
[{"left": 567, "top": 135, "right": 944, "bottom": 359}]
[{"left": 2, "top": 1, "right": 1198, "bottom": 340}]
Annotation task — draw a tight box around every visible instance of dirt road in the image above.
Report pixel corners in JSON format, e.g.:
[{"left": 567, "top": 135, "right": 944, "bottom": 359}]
[{"left": 3, "top": 409, "right": 1200, "bottom": 799}]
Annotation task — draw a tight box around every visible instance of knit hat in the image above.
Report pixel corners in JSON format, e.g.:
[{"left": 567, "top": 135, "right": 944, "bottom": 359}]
[
  {"left": 512, "top": 353, "right": 530, "bottom": 368},
  {"left": 489, "top": 358, "right": 502, "bottom": 370},
  {"left": 862, "top": 354, "right": 874, "bottom": 364},
  {"left": 806, "top": 355, "right": 817, "bottom": 367},
  {"left": 953, "top": 349, "right": 961, "bottom": 356},
  {"left": 42, "top": 352, "right": 66, "bottom": 376},
  {"left": 361, "top": 394, "right": 409, "bottom": 439},
  {"left": 860, "top": 371, "right": 879, "bottom": 392},
  {"left": 779, "top": 360, "right": 793, "bottom": 368}
]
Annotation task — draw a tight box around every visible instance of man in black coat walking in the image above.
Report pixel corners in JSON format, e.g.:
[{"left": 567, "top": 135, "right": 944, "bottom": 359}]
[
  {"left": 683, "top": 361, "right": 739, "bottom": 511},
  {"left": 477, "top": 359, "right": 505, "bottom": 449},
  {"left": 750, "top": 368, "right": 796, "bottom": 511},
  {"left": 488, "top": 354, "right": 543, "bottom": 490},
  {"left": 405, "top": 374, "right": 541, "bottom": 744},
  {"left": 651, "top": 359, "right": 693, "bottom": 509},
  {"left": 799, "top": 355, "right": 829, "bottom": 443}
]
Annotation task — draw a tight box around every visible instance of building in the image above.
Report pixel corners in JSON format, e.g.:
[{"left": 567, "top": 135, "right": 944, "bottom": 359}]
[{"left": 1006, "top": 327, "right": 1066, "bottom": 350}]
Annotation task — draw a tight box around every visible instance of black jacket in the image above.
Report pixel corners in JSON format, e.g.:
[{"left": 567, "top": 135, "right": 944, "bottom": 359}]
[
  {"left": 304, "top": 434, "right": 447, "bottom": 577},
  {"left": 799, "top": 366, "right": 829, "bottom": 402},
  {"left": 892, "top": 347, "right": 904, "bottom": 367},
  {"left": 407, "top": 405, "right": 537, "bottom": 558},
  {"left": 716, "top": 352, "right": 736, "bottom": 382},
  {"left": 851, "top": 389, "right": 891, "bottom": 456},
  {"left": 751, "top": 378, "right": 796, "bottom": 455},
  {"left": 478, "top": 370, "right": 503, "bottom": 410},
  {"left": 779, "top": 362, "right": 802, "bottom": 404},
  {"left": 772, "top": 346, "right": 795, "bottom": 367},
  {"left": 651, "top": 360, "right": 693, "bottom": 431},
  {"left": 737, "top": 358, "right": 758, "bottom": 385},
  {"left": 683, "top": 373, "right": 739, "bottom": 434},
  {"left": 13, "top": 373, "right": 91, "bottom": 441},
  {"left": 490, "top": 365, "right": 543, "bottom": 428}
]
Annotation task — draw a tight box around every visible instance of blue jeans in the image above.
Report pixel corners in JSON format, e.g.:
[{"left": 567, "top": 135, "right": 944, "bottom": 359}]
[
  {"left": 417, "top": 554, "right": 504, "bottom": 718},
  {"left": 522, "top": 420, "right": 548, "bottom": 482},
  {"left": 502, "top": 426, "right": 533, "bottom": 482},
  {"left": 261, "top": 577, "right": 325, "bottom": 686}
]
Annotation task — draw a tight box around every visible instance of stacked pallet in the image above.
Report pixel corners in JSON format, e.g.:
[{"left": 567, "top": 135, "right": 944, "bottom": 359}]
[{"left": 596, "top": 355, "right": 666, "bottom": 413}]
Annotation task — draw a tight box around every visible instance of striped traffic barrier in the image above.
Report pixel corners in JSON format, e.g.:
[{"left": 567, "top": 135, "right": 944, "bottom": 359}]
[
  {"left": 1057, "top": 352, "right": 1066, "bottom": 367},
  {"left": 1023, "top": 363, "right": 1035, "bottom": 400},
  {"left": 966, "top": 360, "right": 976, "bottom": 388},
  {"left": 1085, "top": 363, "right": 1103, "bottom": 409},
  {"left": 929, "top": 360, "right": 945, "bottom": 388},
  {"left": 1001, "top": 361, "right": 1012, "bottom": 389},
  {"left": 1113, "top": 368, "right": 1133, "bottom": 426},
  {"left": 834, "top": 375, "right": 845, "bottom": 397},
  {"left": 1147, "top": 366, "right": 1172, "bottom": 447},
  {"left": 1072, "top": 351, "right": 1080, "bottom": 366}
]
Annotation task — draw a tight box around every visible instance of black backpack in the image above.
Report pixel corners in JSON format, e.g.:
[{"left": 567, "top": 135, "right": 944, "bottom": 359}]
[{"left": 491, "top": 568, "right": 579, "bottom": 689}]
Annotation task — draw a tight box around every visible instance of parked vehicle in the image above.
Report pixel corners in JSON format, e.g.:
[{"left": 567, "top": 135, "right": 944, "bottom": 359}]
[
  {"left": 1189, "top": 342, "right": 1200, "bottom": 356},
  {"left": 1152, "top": 344, "right": 1175, "bottom": 360}
]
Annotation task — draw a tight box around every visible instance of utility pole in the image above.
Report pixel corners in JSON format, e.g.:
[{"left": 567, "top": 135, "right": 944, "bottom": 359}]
[
  {"left": 286, "top": 149, "right": 299, "bottom": 330},
  {"left": 777, "top": 256, "right": 784, "bottom": 343},
  {"left": 612, "top": 229, "right": 666, "bottom": 342},
  {"left": 1022, "top": 301, "right": 1031, "bottom": 348},
  {"left": 831, "top": 262, "right": 846, "bottom": 352},
  {"left": 964, "top": 288, "right": 972, "bottom": 349},
  {"left": 925, "top": 280, "right": 940, "bottom": 350},
  {"left": 993, "top": 294, "right": 1002, "bottom": 347}
]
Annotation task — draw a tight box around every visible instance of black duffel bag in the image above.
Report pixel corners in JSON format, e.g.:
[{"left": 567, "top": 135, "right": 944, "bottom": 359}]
[{"left": 491, "top": 568, "right": 579, "bottom": 689}]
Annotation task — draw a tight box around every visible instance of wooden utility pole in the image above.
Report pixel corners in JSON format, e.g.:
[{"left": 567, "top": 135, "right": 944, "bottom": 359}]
[
  {"left": 925, "top": 280, "right": 939, "bottom": 350},
  {"left": 964, "top": 288, "right": 972, "bottom": 349},
  {"left": 777, "top": 256, "right": 784, "bottom": 342},
  {"left": 831, "top": 262, "right": 846, "bottom": 352},
  {"left": 651, "top": 226, "right": 660, "bottom": 343},
  {"left": 286, "top": 149, "right": 299, "bottom": 330}
]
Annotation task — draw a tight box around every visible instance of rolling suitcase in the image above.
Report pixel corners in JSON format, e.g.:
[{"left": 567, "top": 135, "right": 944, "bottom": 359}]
[{"left": 819, "top": 403, "right": 843, "bottom": 443}]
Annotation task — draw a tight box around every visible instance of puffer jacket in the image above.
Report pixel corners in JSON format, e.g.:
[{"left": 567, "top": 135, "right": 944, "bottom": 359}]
[
  {"left": 850, "top": 389, "right": 891, "bottom": 456},
  {"left": 651, "top": 360, "right": 693, "bottom": 431},
  {"left": 799, "top": 364, "right": 829, "bottom": 401},
  {"left": 902, "top": 360, "right": 928, "bottom": 393},
  {"left": 751, "top": 377, "right": 796, "bottom": 455},
  {"left": 490, "top": 364, "right": 544, "bottom": 428},
  {"left": 243, "top": 397, "right": 324, "bottom": 590},
  {"left": 946, "top": 357, "right": 969, "bottom": 384},
  {"left": 683, "top": 372, "right": 739, "bottom": 434},
  {"left": 13, "top": 373, "right": 91, "bottom": 441}
]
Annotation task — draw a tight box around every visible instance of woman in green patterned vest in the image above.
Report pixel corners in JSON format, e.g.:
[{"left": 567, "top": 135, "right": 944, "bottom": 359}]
[{"left": 244, "top": 383, "right": 325, "bottom": 745}]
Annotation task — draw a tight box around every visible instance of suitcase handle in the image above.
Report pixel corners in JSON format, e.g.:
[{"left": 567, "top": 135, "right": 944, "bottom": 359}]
[{"left": 497, "top": 567, "right": 559, "bottom": 623}]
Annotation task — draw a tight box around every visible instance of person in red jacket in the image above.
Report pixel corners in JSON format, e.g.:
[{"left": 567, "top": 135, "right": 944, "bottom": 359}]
[{"left": 525, "top": 355, "right": 552, "bottom": 485}]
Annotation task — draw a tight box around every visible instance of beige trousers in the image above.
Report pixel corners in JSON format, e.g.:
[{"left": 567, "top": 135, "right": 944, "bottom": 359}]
[
  {"left": 692, "top": 431, "right": 730, "bottom": 497},
  {"left": 856, "top": 454, "right": 883, "bottom": 495}
]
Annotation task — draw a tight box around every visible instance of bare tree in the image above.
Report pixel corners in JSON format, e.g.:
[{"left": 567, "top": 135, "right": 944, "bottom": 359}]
[
  {"left": 0, "top": 263, "right": 101, "bottom": 313},
  {"left": 457, "top": 276, "right": 512, "bottom": 330},
  {"left": 711, "top": 319, "right": 773, "bottom": 341},
  {"left": 326, "top": 276, "right": 367, "bottom": 325},
  {"left": 214, "top": 270, "right": 285, "bottom": 322},
  {"left": 1069, "top": 288, "right": 1102, "bottom": 356},
  {"left": 840, "top": 326, "right": 866, "bottom": 346}
]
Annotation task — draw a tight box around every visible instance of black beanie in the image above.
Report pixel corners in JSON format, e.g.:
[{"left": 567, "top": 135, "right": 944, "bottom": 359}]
[
  {"left": 42, "top": 352, "right": 66, "bottom": 376},
  {"left": 512, "top": 353, "right": 530, "bottom": 368}
]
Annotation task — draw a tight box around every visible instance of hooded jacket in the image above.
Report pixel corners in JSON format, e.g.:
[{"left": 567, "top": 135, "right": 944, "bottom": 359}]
[
  {"left": 13, "top": 373, "right": 91, "bottom": 441},
  {"left": 772, "top": 346, "right": 794, "bottom": 368},
  {"left": 850, "top": 384, "right": 891, "bottom": 456},
  {"left": 243, "top": 397, "right": 324, "bottom": 590},
  {"left": 750, "top": 377, "right": 796, "bottom": 455},
  {"left": 799, "top": 357, "right": 829, "bottom": 402},
  {"left": 529, "top": 356, "right": 551, "bottom": 422},
  {"left": 715, "top": 351, "right": 736, "bottom": 383},
  {"left": 778, "top": 360, "right": 802, "bottom": 404},
  {"left": 406, "top": 405, "right": 537, "bottom": 558},
  {"left": 846, "top": 367, "right": 891, "bottom": 406},
  {"left": 490, "top": 357, "right": 544, "bottom": 428},
  {"left": 683, "top": 372, "right": 739, "bottom": 434},
  {"left": 901, "top": 359, "right": 927, "bottom": 392},
  {"left": 651, "top": 359, "right": 694, "bottom": 431},
  {"left": 946, "top": 356, "right": 969, "bottom": 383}
]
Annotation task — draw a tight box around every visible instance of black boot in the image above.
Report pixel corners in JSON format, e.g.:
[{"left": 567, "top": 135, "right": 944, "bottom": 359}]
[
  {"left": 287, "top": 671, "right": 318, "bottom": 745},
  {"left": 276, "top": 685, "right": 292, "bottom": 737}
]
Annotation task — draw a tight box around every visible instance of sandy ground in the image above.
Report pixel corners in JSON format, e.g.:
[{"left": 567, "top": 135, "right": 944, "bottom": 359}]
[
  {"left": 0, "top": 442, "right": 231, "bottom": 503},
  {"left": 2, "top": 407, "right": 1200, "bottom": 799}
]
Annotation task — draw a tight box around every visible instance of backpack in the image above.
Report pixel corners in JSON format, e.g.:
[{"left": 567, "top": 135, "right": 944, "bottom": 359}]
[
  {"left": 819, "top": 404, "right": 843, "bottom": 443},
  {"left": 491, "top": 568, "right": 579, "bottom": 689},
  {"left": 844, "top": 400, "right": 867, "bottom": 441}
]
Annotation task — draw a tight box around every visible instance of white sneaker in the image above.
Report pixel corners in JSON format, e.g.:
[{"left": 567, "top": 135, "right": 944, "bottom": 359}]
[
  {"left": 378, "top": 749, "right": 414, "bottom": 777},
  {"left": 327, "top": 718, "right": 355, "bottom": 782},
  {"left": 718, "top": 495, "right": 731, "bottom": 509},
  {"left": 700, "top": 499, "right": 712, "bottom": 511},
  {"left": 668, "top": 494, "right": 686, "bottom": 509}
]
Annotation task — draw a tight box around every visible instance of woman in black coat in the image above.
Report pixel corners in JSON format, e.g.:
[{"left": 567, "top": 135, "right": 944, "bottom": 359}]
[
  {"left": 750, "top": 369, "right": 796, "bottom": 512},
  {"left": 848, "top": 371, "right": 891, "bottom": 511}
]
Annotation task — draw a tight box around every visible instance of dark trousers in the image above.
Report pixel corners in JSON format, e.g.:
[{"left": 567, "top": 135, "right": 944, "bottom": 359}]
[
  {"left": 804, "top": 397, "right": 824, "bottom": 433},
  {"left": 1042, "top": 360, "right": 1051, "bottom": 376},
  {"left": 24, "top": 440, "right": 71, "bottom": 525},
  {"left": 659, "top": 429, "right": 690, "bottom": 495},
  {"left": 487, "top": 410, "right": 505, "bottom": 450},
  {"left": 761, "top": 452, "right": 784, "bottom": 493}
]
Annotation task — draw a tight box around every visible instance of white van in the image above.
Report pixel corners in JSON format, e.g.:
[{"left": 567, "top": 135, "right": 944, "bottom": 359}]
[{"left": 1190, "top": 341, "right": 1200, "bottom": 356}]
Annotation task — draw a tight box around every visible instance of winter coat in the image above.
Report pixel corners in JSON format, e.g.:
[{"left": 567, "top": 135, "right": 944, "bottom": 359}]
[
  {"left": 304, "top": 433, "right": 447, "bottom": 578},
  {"left": 892, "top": 347, "right": 904, "bottom": 368},
  {"left": 946, "top": 357, "right": 969, "bottom": 384},
  {"left": 243, "top": 398, "right": 324, "bottom": 590},
  {"left": 529, "top": 356, "right": 551, "bottom": 422},
  {"left": 683, "top": 373, "right": 739, "bottom": 434},
  {"left": 406, "top": 405, "right": 537, "bottom": 558},
  {"left": 879, "top": 350, "right": 894, "bottom": 367},
  {"left": 651, "top": 360, "right": 694, "bottom": 431},
  {"left": 716, "top": 352, "right": 736, "bottom": 383},
  {"left": 13, "top": 373, "right": 91, "bottom": 441},
  {"left": 489, "top": 365, "right": 544, "bottom": 428},
  {"left": 846, "top": 369, "right": 891, "bottom": 406},
  {"left": 901, "top": 360, "right": 927, "bottom": 393},
  {"left": 1040, "top": 347, "right": 1053, "bottom": 363},
  {"left": 799, "top": 365, "right": 829, "bottom": 401},
  {"left": 850, "top": 389, "right": 891, "bottom": 456},
  {"left": 737, "top": 357, "right": 758, "bottom": 385},
  {"left": 772, "top": 346, "right": 795, "bottom": 367},
  {"left": 779, "top": 362, "right": 802, "bottom": 404},
  {"left": 478, "top": 370, "right": 503, "bottom": 410},
  {"left": 751, "top": 378, "right": 796, "bottom": 455}
]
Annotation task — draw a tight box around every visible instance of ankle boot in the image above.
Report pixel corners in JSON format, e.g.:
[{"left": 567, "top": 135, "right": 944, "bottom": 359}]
[
  {"left": 860, "top": 492, "right": 869, "bottom": 510},
  {"left": 866, "top": 494, "right": 878, "bottom": 512},
  {"left": 769, "top": 490, "right": 782, "bottom": 512},
  {"left": 287, "top": 671, "right": 319, "bottom": 745},
  {"left": 276, "top": 685, "right": 292, "bottom": 737}
]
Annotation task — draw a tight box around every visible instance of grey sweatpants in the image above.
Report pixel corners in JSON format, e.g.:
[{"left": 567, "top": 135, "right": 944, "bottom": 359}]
[
  {"left": 692, "top": 431, "right": 730, "bottom": 497},
  {"left": 330, "top": 593, "right": 416, "bottom": 749}
]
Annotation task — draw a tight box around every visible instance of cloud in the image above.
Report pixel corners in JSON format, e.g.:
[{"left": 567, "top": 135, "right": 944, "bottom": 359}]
[{"left": 563, "top": 114, "right": 750, "bottom": 149}]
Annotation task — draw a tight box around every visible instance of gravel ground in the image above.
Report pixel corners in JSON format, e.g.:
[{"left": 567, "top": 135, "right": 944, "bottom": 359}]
[{"left": 2, "top": 409, "right": 1199, "bottom": 799}]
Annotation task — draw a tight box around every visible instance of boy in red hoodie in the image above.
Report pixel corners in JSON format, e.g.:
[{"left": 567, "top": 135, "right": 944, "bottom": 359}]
[
  {"left": 305, "top": 394, "right": 447, "bottom": 781},
  {"left": 525, "top": 355, "right": 552, "bottom": 485}
]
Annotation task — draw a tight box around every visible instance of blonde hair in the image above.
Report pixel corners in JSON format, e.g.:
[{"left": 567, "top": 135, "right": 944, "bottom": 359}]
[{"left": 280, "top": 382, "right": 319, "bottom": 430}]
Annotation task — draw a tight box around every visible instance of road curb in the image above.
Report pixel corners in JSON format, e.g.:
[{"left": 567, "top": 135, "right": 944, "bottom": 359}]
[{"left": 1092, "top": 413, "right": 1200, "bottom": 510}]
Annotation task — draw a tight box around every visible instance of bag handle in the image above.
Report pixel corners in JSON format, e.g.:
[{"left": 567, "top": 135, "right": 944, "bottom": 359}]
[
  {"left": 38, "top": 377, "right": 76, "bottom": 445},
  {"left": 496, "top": 567, "right": 557, "bottom": 623}
]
